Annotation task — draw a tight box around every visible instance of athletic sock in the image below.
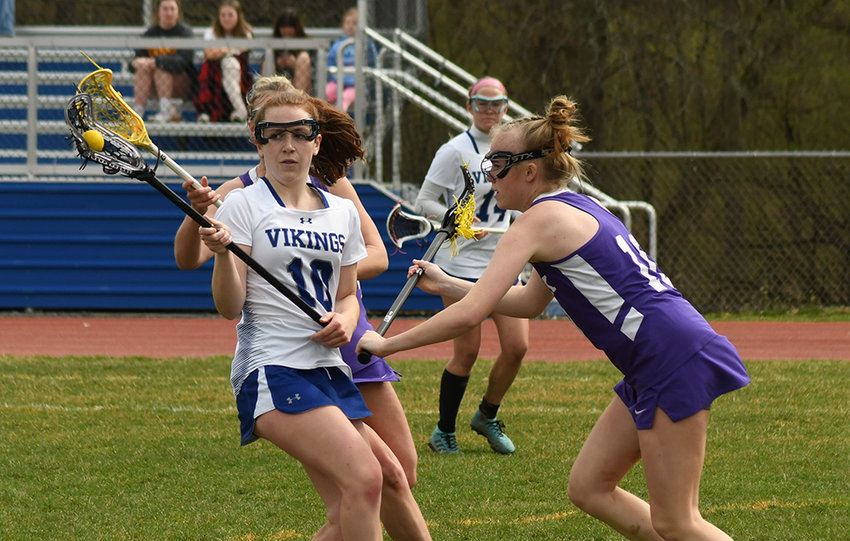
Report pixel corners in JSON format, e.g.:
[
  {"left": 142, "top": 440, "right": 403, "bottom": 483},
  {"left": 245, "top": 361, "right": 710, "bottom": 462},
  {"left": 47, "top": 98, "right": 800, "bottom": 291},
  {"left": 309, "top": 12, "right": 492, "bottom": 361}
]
[
  {"left": 437, "top": 370, "right": 469, "bottom": 433},
  {"left": 478, "top": 398, "right": 500, "bottom": 420},
  {"left": 158, "top": 97, "right": 172, "bottom": 117},
  {"left": 221, "top": 56, "right": 247, "bottom": 119}
]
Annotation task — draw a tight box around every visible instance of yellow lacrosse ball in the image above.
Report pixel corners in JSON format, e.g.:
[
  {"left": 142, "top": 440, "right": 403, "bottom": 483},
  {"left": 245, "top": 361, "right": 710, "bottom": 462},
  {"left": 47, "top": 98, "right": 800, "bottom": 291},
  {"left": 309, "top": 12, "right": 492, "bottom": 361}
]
[{"left": 83, "top": 130, "right": 105, "bottom": 152}]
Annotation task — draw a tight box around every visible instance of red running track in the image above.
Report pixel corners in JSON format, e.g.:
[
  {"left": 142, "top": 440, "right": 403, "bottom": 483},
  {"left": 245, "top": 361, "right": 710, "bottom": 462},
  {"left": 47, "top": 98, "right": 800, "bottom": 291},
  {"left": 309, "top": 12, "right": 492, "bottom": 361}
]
[{"left": 1, "top": 316, "right": 848, "bottom": 361}]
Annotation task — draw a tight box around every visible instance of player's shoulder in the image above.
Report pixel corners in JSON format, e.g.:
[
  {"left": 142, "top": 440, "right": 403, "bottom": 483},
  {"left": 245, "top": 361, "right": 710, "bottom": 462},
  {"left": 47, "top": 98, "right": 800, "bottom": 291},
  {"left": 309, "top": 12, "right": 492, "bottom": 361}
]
[
  {"left": 443, "top": 129, "right": 475, "bottom": 151},
  {"left": 224, "top": 180, "right": 267, "bottom": 209},
  {"left": 321, "top": 189, "right": 358, "bottom": 212},
  {"left": 431, "top": 136, "right": 471, "bottom": 167},
  {"left": 217, "top": 177, "right": 247, "bottom": 198}
]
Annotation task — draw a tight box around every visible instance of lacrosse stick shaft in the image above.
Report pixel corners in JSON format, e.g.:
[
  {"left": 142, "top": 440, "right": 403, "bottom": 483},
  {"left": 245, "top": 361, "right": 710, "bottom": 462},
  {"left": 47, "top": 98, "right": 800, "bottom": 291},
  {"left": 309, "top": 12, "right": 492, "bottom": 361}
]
[
  {"left": 145, "top": 142, "right": 222, "bottom": 208},
  {"left": 142, "top": 176, "right": 324, "bottom": 325},
  {"left": 357, "top": 229, "right": 450, "bottom": 363}
]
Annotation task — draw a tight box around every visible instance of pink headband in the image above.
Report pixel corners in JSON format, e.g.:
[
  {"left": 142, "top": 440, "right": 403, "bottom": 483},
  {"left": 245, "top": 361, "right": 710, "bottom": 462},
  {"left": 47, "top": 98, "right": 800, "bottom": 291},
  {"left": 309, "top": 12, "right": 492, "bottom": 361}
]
[{"left": 469, "top": 77, "right": 506, "bottom": 97}]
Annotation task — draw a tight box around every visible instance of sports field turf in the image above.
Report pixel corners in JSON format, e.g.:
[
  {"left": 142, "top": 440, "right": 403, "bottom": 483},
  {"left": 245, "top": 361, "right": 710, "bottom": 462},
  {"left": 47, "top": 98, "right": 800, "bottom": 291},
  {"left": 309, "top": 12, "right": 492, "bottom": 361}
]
[{"left": 1, "top": 355, "right": 847, "bottom": 540}]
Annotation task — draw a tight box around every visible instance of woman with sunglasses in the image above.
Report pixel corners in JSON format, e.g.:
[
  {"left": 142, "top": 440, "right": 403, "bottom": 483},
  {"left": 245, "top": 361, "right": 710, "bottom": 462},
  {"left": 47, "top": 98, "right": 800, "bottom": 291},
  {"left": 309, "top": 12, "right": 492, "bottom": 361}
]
[
  {"left": 361, "top": 95, "right": 749, "bottom": 540},
  {"left": 413, "top": 76, "right": 528, "bottom": 455}
]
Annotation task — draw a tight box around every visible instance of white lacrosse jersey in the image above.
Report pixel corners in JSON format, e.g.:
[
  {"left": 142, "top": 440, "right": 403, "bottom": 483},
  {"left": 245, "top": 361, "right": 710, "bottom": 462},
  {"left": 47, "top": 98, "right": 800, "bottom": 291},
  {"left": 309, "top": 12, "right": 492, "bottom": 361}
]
[
  {"left": 420, "top": 125, "right": 514, "bottom": 278},
  {"left": 215, "top": 179, "right": 368, "bottom": 396}
]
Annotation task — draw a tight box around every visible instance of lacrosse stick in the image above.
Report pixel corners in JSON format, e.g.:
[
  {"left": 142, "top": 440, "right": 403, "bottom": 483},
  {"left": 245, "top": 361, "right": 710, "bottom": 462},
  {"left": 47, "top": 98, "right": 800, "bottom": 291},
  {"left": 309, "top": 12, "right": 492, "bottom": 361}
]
[
  {"left": 65, "top": 93, "right": 323, "bottom": 326},
  {"left": 386, "top": 203, "right": 507, "bottom": 250},
  {"left": 76, "top": 53, "right": 220, "bottom": 207},
  {"left": 358, "top": 164, "right": 478, "bottom": 363}
]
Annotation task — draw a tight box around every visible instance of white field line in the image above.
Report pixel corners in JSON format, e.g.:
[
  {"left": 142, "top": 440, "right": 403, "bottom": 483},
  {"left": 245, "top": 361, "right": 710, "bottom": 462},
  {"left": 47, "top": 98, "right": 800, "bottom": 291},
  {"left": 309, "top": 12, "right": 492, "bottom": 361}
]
[{"left": 1, "top": 402, "right": 236, "bottom": 414}]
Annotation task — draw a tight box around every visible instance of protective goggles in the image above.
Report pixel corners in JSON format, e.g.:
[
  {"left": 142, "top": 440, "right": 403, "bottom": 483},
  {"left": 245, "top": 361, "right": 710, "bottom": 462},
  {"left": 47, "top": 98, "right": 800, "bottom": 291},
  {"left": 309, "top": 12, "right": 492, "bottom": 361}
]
[
  {"left": 469, "top": 95, "right": 509, "bottom": 114},
  {"left": 254, "top": 118, "right": 320, "bottom": 144},
  {"left": 481, "top": 149, "right": 550, "bottom": 180}
]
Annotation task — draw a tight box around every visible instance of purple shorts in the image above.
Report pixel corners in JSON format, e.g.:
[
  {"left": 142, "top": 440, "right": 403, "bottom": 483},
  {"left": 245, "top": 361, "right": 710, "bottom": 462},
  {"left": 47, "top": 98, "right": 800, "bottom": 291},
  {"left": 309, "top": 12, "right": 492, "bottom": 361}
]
[
  {"left": 342, "top": 287, "right": 400, "bottom": 384},
  {"left": 236, "top": 365, "right": 372, "bottom": 446},
  {"left": 614, "top": 334, "right": 750, "bottom": 429}
]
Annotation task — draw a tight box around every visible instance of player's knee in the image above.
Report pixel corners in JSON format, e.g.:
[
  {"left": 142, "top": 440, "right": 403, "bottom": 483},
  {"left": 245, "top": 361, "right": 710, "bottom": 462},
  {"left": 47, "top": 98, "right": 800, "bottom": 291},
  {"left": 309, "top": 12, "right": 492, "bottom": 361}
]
[
  {"left": 503, "top": 341, "right": 528, "bottom": 362},
  {"left": 650, "top": 510, "right": 699, "bottom": 541},
  {"left": 566, "top": 476, "right": 592, "bottom": 512},
  {"left": 379, "top": 453, "right": 411, "bottom": 495},
  {"left": 323, "top": 500, "right": 341, "bottom": 528},
  {"left": 346, "top": 458, "right": 383, "bottom": 505},
  {"left": 567, "top": 468, "right": 604, "bottom": 514},
  {"left": 402, "top": 454, "right": 418, "bottom": 489},
  {"left": 383, "top": 441, "right": 418, "bottom": 489},
  {"left": 452, "top": 342, "right": 481, "bottom": 366}
]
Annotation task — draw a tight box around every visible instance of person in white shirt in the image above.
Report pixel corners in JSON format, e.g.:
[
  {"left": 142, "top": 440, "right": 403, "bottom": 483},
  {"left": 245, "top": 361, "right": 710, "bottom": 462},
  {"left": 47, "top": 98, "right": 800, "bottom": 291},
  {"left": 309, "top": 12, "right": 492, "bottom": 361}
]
[{"left": 414, "top": 76, "right": 528, "bottom": 455}]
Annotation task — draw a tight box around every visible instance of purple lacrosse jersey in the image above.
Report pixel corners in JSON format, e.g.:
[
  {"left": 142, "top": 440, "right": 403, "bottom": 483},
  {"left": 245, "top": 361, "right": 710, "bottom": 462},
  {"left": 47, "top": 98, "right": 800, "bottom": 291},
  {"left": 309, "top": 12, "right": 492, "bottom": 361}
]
[
  {"left": 530, "top": 191, "right": 721, "bottom": 391},
  {"left": 308, "top": 177, "right": 398, "bottom": 383}
]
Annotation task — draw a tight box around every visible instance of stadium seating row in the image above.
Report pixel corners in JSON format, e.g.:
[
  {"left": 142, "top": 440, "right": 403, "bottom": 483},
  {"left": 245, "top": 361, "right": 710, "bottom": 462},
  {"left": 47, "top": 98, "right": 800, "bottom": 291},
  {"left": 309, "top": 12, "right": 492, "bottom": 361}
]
[{"left": 0, "top": 29, "right": 339, "bottom": 180}]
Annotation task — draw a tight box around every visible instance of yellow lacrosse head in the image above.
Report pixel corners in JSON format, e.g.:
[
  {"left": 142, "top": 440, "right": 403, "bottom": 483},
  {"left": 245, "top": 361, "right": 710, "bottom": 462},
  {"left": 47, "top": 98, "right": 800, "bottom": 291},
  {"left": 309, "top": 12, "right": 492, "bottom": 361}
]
[
  {"left": 447, "top": 192, "right": 477, "bottom": 256},
  {"left": 77, "top": 53, "right": 152, "bottom": 148}
]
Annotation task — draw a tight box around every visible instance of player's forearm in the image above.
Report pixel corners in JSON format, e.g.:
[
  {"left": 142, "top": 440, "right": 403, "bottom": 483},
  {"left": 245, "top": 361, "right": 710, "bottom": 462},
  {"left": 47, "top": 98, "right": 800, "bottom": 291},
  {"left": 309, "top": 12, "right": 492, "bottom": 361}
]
[
  {"left": 335, "top": 293, "right": 361, "bottom": 340},
  {"left": 434, "top": 274, "right": 475, "bottom": 302},
  {"left": 414, "top": 194, "right": 447, "bottom": 220},
  {"left": 174, "top": 215, "right": 211, "bottom": 270},
  {"left": 382, "top": 302, "right": 480, "bottom": 356},
  {"left": 211, "top": 253, "right": 245, "bottom": 320}
]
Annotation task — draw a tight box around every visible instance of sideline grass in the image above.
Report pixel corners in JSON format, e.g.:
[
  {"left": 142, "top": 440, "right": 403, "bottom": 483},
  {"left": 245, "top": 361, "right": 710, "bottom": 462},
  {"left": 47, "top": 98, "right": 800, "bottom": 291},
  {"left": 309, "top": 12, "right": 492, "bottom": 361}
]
[{"left": 1, "top": 355, "right": 847, "bottom": 540}]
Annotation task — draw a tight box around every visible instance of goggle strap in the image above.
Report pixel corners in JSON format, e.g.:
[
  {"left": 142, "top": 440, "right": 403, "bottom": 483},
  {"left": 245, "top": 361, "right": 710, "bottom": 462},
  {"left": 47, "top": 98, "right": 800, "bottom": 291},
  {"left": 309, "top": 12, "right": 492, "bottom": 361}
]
[{"left": 469, "top": 95, "right": 509, "bottom": 103}]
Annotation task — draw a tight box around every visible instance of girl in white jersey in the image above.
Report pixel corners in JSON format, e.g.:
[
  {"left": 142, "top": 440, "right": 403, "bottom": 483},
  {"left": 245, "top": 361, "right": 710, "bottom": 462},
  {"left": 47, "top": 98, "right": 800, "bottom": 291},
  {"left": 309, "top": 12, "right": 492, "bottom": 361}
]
[
  {"left": 413, "top": 76, "right": 528, "bottom": 455},
  {"left": 198, "top": 88, "right": 430, "bottom": 540},
  {"left": 360, "top": 95, "right": 749, "bottom": 540},
  {"left": 176, "top": 77, "right": 431, "bottom": 540}
]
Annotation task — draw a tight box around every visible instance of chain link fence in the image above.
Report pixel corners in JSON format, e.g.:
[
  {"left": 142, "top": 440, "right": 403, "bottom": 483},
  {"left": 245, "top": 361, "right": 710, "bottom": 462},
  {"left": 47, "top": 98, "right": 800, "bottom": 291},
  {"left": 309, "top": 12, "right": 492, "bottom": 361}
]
[{"left": 570, "top": 152, "right": 850, "bottom": 313}]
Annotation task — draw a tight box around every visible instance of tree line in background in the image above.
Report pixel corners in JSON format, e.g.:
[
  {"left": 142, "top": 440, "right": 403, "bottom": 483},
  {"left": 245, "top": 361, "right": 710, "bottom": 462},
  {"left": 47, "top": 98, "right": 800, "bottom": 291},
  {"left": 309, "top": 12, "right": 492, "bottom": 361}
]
[{"left": 428, "top": 0, "right": 850, "bottom": 151}]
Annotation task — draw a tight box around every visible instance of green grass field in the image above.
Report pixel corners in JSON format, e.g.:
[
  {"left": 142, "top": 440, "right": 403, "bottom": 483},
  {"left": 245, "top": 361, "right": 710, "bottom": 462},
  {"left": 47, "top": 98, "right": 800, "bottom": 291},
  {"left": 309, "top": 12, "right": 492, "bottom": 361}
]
[{"left": 1, "top": 354, "right": 847, "bottom": 540}]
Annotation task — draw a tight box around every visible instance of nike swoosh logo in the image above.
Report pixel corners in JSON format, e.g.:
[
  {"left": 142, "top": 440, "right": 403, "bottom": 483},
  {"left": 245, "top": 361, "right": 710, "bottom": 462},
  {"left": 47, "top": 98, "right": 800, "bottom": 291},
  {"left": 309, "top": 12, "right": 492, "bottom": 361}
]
[{"left": 634, "top": 408, "right": 647, "bottom": 415}]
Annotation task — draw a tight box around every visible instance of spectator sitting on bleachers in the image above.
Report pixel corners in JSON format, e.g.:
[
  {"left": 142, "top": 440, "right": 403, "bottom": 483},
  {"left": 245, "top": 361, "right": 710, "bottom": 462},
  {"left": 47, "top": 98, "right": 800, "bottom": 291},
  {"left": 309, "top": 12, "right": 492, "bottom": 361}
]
[
  {"left": 194, "top": 0, "right": 254, "bottom": 123},
  {"left": 270, "top": 8, "right": 312, "bottom": 95},
  {"left": 325, "top": 7, "right": 377, "bottom": 114},
  {"left": 130, "top": 0, "right": 197, "bottom": 123},
  {"left": 0, "top": 0, "right": 14, "bottom": 37}
]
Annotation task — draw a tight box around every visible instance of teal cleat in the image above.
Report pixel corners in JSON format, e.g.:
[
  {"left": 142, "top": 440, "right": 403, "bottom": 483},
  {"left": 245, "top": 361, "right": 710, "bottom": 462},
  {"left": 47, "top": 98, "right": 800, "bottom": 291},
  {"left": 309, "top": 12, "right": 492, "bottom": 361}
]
[
  {"left": 429, "top": 426, "right": 460, "bottom": 454},
  {"left": 470, "top": 410, "right": 516, "bottom": 454}
]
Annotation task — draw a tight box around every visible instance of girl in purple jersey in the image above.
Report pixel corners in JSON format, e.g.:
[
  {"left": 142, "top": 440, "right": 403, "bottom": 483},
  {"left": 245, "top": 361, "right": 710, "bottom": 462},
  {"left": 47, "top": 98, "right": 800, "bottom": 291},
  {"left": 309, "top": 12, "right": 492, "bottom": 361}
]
[
  {"left": 175, "top": 77, "right": 431, "bottom": 540},
  {"left": 359, "top": 95, "right": 749, "bottom": 540}
]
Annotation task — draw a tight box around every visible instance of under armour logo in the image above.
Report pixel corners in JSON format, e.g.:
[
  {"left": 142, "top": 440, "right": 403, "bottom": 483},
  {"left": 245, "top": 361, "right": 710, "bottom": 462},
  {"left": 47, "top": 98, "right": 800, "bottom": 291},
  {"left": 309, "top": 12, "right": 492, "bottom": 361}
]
[
  {"left": 300, "top": 217, "right": 312, "bottom": 224},
  {"left": 286, "top": 394, "right": 301, "bottom": 404}
]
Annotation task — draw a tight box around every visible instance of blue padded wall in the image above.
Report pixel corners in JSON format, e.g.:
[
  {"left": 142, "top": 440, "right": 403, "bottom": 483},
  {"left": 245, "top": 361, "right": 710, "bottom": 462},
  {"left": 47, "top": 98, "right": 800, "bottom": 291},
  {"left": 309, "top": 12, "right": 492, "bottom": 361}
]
[{"left": 0, "top": 181, "right": 443, "bottom": 314}]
